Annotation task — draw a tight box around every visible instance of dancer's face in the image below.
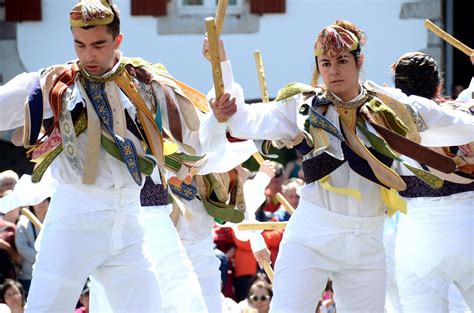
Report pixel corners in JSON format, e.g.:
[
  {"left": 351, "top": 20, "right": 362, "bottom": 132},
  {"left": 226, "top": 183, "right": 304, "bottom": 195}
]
[
  {"left": 72, "top": 25, "right": 123, "bottom": 76},
  {"left": 318, "top": 52, "right": 362, "bottom": 101}
]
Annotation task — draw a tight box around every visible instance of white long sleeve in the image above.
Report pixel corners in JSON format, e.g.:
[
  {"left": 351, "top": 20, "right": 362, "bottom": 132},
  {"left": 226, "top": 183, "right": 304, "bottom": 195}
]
[
  {"left": 366, "top": 81, "right": 474, "bottom": 147},
  {"left": 231, "top": 171, "right": 272, "bottom": 252},
  {"left": 407, "top": 95, "right": 474, "bottom": 146},
  {"left": 0, "top": 72, "right": 41, "bottom": 130}
]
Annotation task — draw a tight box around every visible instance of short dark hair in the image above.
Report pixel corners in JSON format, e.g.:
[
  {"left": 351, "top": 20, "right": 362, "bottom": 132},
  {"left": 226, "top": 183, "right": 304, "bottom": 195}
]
[
  {"left": 105, "top": 2, "right": 121, "bottom": 38},
  {"left": 248, "top": 280, "right": 273, "bottom": 299},
  {"left": 0, "top": 279, "right": 25, "bottom": 306},
  {"left": 393, "top": 52, "right": 441, "bottom": 100}
]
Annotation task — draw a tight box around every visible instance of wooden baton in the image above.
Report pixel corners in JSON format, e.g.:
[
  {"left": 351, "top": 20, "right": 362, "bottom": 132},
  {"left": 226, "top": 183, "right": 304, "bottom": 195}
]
[
  {"left": 263, "top": 261, "right": 274, "bottom": 283},
  {"left": 275, "top": 192, "right": 296, "bottom": 215},
  {"left": 205, "top": 17, "right": 226, "bottom": 123},
  {"left": 215, "top": 0, "right": 228, "bottom": 36},
  {"left": 424, "top": 19, "right": 473, "bottom": 56},
  {"left": 237, "top": 221, "right": 288, "bottom": 231},
  {"left": 21, "top": 208, "right": 43, "bottom": 230},
  {"left": 253, "top": 50, "right": 296, "bottom": 215},
  {"left": 254, "top": 50, "right": 270, "bottom": 103}
]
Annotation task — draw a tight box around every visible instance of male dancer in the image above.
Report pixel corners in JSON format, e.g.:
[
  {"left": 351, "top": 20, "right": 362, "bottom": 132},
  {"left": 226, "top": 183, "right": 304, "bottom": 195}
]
[{"left": 0, "top": 0, "right": 235, "bottom": 311}]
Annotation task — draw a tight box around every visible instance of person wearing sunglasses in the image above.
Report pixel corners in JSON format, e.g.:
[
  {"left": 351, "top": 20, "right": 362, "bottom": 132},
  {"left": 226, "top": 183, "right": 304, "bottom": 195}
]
[{"left": 245, "top": 280, "right": 272, "bottom": 313}]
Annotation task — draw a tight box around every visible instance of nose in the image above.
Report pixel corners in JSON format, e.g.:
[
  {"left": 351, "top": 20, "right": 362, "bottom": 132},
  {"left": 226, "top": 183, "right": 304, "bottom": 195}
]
[
  {"left": 84, "top": 47, "right": 96, "bottom": 63},
  {"left": 329, "top": 64, "right": 339, "bottom": 76}
]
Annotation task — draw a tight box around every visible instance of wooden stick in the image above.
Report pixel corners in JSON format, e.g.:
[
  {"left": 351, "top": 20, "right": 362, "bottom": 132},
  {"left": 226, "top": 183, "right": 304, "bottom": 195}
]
[
  {"left": 276, "top": 192, "right": 296, "bottom": 215},
  {"left": 263, "top": 260, "right": 274, "bottom": 283},
  {"left": 243, "top": 39, "right": 276, "bottom": 280},
  {"left": 238, "top": 221, "right": 287, "bottom": 231},
  {"left": 424, "top": 19, "right": 473, "bottom": 56},
  {"left": 250, "top": 50, "right": 271, "bottom": 165},
  {"left": 253, "top": 50, "right": 297, "bottom": 215},
  {"left": 205, "top": 17, "right": 226, "bottom": 123},
  {"left": 252, "top": 152, "right": 265, "bottom": 165},
  {"left": 21, "top": 208, "right": 43, "bottom": 230},
  {"left": 215, "top": 0, "right": 228, "bottom": 37},
  {"left": 254, "top": 50, "right": 270, "bottom": 103}
]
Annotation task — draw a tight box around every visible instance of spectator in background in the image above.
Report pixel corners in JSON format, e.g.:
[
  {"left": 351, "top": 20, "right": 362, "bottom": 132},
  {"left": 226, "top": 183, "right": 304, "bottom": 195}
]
[
  {"left": 255, "top": 162, "right": 284, "bottom": 221},
  {"left": 213, "top": 224, "right": 236, "bottom": 298},
  {"left": 75, "top": 282, "right": 90, "bottom": 313},
  {"left": 0, "top": 171, "right": 19, "bottom": 195},
  {"left": 0, "top": 279, "right": 25, "bottom": 313},
  {"left": 272, "top": 178, "right": 304, "bottom": 222},
  {"left": 0, "top": 202, "right": 22, "bottom": 284},
  {"left": 0, "top": 191, "right": 20, "bottom": 225},
  {"left": 316, "top": 279, "right": 336, "bottom": 313},
  {"left": 15, "top": 198, "right": 50, "bottom": 295},
  {"left": 237, "top": 277, "right": 272, "bottom": 313},
  {"left": 283, "top": 154, "right": 304, "bottom": 180},
  {"left": 231, "top": 228, "right": 258, "bottom": 302}
]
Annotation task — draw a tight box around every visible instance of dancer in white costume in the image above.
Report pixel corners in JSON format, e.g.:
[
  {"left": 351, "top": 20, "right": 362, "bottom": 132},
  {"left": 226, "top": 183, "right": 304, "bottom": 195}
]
[
  {"left": 215, "top": 20, "right": 474, "bottom": 312},
  {"left": 91, "top": 140, "right": 272, "bottom": 313},
  {"left": 0, "top": 0, "right": 236, "bottom": 311},
  {"left": 167, "top": 137, "right": 274, "bottom": 313},
  {"left": 377, "top": 52, "right": 474, "bottom": 312},
  {"left": 90, "top": 44, "right": 270, "bottom": 311},
  {"left": 90, "top": 173, "right": 209, "bottom": 313}
]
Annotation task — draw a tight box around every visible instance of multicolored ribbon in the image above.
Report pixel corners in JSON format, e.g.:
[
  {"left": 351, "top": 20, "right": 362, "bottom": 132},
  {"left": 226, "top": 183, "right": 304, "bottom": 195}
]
[{"left": 84, "top": 80, "right": 143, "bottom": 185}]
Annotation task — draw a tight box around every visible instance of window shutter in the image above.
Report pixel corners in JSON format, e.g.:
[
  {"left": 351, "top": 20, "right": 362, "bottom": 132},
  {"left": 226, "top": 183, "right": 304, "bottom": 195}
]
[
  {"left": 6, "top": 0, "right": 42, "bottom": 21},
  {"left": 250, "top": 0, "right": 285, "bottom": 14},
  {"left": 131, "top": 0, "right": 167, "bottom": 16}
]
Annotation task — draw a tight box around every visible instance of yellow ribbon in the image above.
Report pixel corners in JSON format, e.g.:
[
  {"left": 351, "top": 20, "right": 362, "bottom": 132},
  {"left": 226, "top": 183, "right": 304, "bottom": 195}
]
[
  {"left": 380, "top": 187, "right": 407, "bottom": 217},
  {"left": 319, "top": 175, "right": 362, "bottom": 201}
]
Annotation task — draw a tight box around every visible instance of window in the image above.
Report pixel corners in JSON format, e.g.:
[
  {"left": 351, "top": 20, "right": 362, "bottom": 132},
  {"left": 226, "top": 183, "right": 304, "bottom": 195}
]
[
  {"left": 177, "top": 0, "right": 243, "bottom": 15},
  {"left": 148, "top": 0, "right": 286, "bottom": 34}
]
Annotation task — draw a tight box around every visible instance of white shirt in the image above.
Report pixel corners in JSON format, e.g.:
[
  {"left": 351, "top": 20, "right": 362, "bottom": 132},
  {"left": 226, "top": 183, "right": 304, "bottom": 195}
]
[
  {"left": 223, "top": 66, "right": 474, "bottom": 217},
  {"left": 0, "top": 57, "right": 227, "bottom": 221}
]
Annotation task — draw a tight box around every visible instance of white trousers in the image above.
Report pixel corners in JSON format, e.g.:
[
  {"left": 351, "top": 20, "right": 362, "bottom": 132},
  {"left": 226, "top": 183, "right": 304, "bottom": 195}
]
[
  {"left": 269, "top": 199, "right": 386, "bottom": 313},
  {"left": 395, "top": 193, "right": 474, "bottom": 312},
  {"left": 182, "top": 233, "right": 222, "bottom": 313},
  {"left": 26, "top": 190, "right": 161, "bottom": 313},
  {"left": 177, "top": 196, "right": 222, "bottom": 313},
  {"left": 384, "top": 219, "right": 403, "bottom": 313},
  {"left": 90, "top": 205, "right": 208, "bottom": 313}
]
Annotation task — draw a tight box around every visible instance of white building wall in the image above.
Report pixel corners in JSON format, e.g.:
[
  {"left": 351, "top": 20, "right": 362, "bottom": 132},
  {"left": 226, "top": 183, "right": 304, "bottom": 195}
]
[{"left": 16, "top": 0, "right": 428, "bottom": 99}]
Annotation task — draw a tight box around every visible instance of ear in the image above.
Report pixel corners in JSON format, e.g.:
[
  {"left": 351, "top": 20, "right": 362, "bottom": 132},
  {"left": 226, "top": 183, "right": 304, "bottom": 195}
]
[
  {"left": 356, "top": 53, "right": 365, "bottom": 69},
  {"left": 114, "top": 33, "right": 123, "bottom": 49}
]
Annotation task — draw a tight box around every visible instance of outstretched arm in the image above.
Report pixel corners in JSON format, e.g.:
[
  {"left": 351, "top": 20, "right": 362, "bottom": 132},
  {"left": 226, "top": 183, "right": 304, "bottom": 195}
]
[{"left": 204, "top": 37, "right": 302, "bottom": 142}]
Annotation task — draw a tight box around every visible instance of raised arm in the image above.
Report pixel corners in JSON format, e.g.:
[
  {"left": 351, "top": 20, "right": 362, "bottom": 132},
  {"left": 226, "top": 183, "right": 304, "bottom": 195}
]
[{"left": 204, "top": 37, "right": 301, "bottom": 142}]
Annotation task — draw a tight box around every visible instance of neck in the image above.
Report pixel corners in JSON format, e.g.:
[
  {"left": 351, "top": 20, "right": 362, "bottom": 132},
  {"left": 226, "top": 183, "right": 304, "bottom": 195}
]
[
  {"left": 335, "top": 84, "right": 361, "bottom": 102},
  {"left": 78, "top": 53, "right": 124, "bottom": 83}
]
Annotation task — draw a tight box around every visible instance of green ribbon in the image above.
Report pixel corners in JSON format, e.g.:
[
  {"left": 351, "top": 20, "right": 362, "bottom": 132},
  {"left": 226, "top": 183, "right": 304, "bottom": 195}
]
[
  {"left": 101, "top": 133, "right": 155, "bottom": 176},
  {"left": 366, "top": 98, "right": 408, "bottom": 137},
  {"left": 200, "top": 175, "right": 245, "bottom": 224}
]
